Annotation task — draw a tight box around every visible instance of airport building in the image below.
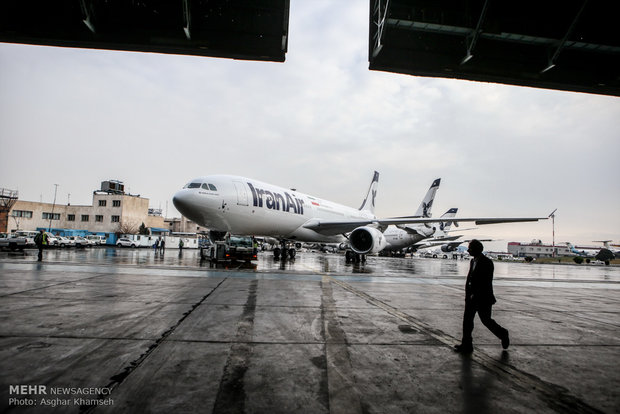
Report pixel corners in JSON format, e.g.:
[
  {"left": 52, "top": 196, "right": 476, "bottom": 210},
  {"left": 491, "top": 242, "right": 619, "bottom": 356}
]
[
  {"left": 2, "top": 181, "right": 166, "bottom": 242},
  {"left": 165, "top": 216, "right": 208, "bottom": 234},
  {"left": 508, "top": 240, "right": 572, "bottom": 258}
]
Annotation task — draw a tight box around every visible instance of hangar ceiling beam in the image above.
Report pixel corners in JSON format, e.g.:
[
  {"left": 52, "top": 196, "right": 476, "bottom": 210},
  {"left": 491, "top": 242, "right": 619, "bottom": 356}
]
[
  {"left": 183, "top": 0, "right": 191, "bottom": 40},
  {"left": 0, "top": 0, "right": 290, "bottom": 63},
  {"left": 371, "top": 0, "right": 391, "bottom": 59},
  {"left": 369, "top": 1, "right": 620, "bottom": 96},
  {"left": 461, "top": 0, "right": 489, "bottom": 65},
  {"left": 542, "top": 0, "right": 588, "bottom": 73}
]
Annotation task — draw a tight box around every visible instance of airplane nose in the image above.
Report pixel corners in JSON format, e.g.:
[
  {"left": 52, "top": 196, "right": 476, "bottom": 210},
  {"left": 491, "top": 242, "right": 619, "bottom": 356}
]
[{"left": 172, "top": 190, "right": 191, "bottom": 214}]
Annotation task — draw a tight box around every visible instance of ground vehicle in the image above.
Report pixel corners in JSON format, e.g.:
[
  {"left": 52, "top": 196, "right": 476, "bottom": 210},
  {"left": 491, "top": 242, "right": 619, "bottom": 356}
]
[
  {"left": 201, "top": 234, "right": 257, "bottom": 262},
  {"left": 68, "top": 236, "right": 90, "bottom": 247},
  {"left": 116, "top": 238, "right": 138, "bottom": 248},
  {"left": 55, "top": 235, "right": 74, "bottom": 247},
  {"left": 0, "top": 233, "right": 28, "bottom": 250},
  {"left": 45, "top": 233, "right": 58, "bottom": 246},
  {"left": 13, "top": 230, "right": 38, "bottom": 246},
  {"left": 86, "top": 235, "right": 106, "bottom": 245}
]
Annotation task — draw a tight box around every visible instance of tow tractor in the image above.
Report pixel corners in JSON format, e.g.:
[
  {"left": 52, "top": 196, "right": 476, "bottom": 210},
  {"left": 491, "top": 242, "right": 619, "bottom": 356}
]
[{"left": 200, "top": 234, "right": 257, "bottom": 263}]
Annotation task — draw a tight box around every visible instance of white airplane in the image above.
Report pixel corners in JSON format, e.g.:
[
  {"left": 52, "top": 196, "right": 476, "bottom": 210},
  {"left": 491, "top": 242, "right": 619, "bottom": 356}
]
[
  {"left": 381, "top": 179, "right": 441, "bottom": 254},
  {"left": 172, "top": 172, "right": 549, "bottom": 260},
  {"left": 416, "top": 236, "right": 493, "bottom": 255},
  {"left": 594, "top": 240, "right": 620, "bottom": 257},
  {"left": 381, "top": 178, "right": 458, "bottom": 255}
]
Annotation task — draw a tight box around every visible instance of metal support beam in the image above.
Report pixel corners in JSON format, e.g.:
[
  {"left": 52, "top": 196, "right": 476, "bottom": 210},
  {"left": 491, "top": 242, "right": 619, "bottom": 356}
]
[
  {"left": 372, "top": 0, "right": 390, "bottom": 59},
  {"left": 183, "top": 0, "right": 191, "bottom": 40},
  {"left": 80, "top": 0, "right": 96, "bottom": 34},
  {"left": 461, "top": 0, "right": 490, "bottom": 65},
  {"left": 542, "top": 0, "right": 589, "bottom": 73}
]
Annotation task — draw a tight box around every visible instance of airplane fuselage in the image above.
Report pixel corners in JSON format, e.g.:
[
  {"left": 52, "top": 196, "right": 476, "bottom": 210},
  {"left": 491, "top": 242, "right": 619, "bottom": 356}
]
[
  {"left": 173, "top": 175, "right": 375, "bottom": 243},
  {"left": 382, "top": 225, "right": 433, "bottom": 251}
]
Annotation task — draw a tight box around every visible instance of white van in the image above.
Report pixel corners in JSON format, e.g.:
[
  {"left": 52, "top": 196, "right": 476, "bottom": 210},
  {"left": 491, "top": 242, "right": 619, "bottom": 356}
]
[{"left": 86, "top": 235, "right": 106, "bottom": 245}]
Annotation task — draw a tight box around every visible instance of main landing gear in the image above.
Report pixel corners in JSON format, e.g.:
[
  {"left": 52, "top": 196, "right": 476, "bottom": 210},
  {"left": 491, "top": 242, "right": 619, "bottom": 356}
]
[
  {"left": 273, "top": 240, "right": 296, "bottom": 260},
  {"left": 345, "top": 250, "right": 366, "bottom": 264}
]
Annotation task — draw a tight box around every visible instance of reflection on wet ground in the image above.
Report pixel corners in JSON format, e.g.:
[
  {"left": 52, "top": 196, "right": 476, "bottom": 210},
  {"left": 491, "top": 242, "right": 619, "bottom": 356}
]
[{"left": 2, "top": 247, "right": 619, "bottom": 288}]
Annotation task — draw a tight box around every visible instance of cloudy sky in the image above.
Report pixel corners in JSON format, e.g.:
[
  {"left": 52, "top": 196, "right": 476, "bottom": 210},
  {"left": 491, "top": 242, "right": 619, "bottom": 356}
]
[{"left": 1, "top": 2, "right": 619, "bottom": 249}]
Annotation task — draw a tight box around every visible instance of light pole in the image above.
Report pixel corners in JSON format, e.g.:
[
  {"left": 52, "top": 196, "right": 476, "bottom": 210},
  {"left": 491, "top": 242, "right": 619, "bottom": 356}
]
[
  {"left": 549, "top": 209, "right": 557, "bottom": 257},
  {"left": 49, "top": 184, "right": 58, "bottom": 232}
]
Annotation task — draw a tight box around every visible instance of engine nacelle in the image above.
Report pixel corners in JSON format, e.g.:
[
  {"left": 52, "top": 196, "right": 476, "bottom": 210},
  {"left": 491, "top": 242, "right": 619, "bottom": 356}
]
[
  {"left": 441, "top": 244, "right": 457, "bottom": 252},
  {"left": 349, "top": 226, "right": 388, "bottom": 254}
]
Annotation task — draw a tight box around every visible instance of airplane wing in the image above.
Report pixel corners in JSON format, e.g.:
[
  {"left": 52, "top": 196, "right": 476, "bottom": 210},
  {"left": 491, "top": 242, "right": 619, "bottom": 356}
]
[{"left": 302, "top": 215, "right": 550, "bottom": 236}]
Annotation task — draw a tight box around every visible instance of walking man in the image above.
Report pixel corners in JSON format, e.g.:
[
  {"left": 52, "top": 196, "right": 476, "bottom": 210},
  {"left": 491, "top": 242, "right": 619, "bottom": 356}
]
[{"left": 454, "top": 239, "right": 510, "bottom": 353}]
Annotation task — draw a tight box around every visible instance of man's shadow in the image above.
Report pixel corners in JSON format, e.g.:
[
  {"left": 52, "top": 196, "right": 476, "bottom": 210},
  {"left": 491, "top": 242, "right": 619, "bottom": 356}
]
[{"left": 459, "top": 351, "right": 509, "bottom": 414}]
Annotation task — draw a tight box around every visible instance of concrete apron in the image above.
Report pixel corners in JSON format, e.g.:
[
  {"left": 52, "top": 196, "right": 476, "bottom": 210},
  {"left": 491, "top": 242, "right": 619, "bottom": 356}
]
[{"left": 0, "top": 258, "right": 618, "bottom": 413}]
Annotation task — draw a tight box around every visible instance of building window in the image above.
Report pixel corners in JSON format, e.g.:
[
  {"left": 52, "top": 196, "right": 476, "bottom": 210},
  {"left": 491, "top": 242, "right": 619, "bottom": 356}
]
[
  {"left": 42, "top": 212, "right": 61, "bottom": 220},
  {"left": 113, "top": 200, "right": 121, "bottom": 207},
  {"left": 11, "top": 210, "right": 33, "bottom": 218},
  {"left": 81, "top": 215, "right": 89, "bottom": 222},
  {"left": 111, "top": 215, "right": 120, "bottom": 223},
  {"left": 95, "top": 215, "right": 103, "bottom": 222},
  {"left": 99, "top": 200, "right": 107, "bottom": 207},
  {"left": 68, "top": 214, "right": 75, "bottom": 221}
]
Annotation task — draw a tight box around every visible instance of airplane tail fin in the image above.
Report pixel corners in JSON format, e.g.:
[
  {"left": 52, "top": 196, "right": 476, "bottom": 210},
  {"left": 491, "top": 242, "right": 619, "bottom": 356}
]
[
  {"left": 359, "top": 171, "right": 379, "bottom": 215},
  {"left": 413, "top": 178, "right": 441, "bottom": 217},
  {"left": 437, "top": 208, "right": 458, "bottom": 234}
]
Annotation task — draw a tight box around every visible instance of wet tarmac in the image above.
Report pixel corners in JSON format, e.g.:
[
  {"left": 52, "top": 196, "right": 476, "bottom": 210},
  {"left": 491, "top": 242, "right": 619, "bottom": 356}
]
[{"left": 1, "top": 247, "right": 619, "bottom": 413}]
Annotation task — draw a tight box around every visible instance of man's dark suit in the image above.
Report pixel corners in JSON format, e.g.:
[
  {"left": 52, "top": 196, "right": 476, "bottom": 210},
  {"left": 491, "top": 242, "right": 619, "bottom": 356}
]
[{"left": 461, "top": 254, "right": 508, "bottom": 347}]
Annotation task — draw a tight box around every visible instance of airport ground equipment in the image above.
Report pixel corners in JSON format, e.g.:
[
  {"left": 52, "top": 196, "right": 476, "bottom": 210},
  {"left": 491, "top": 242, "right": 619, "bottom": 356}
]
[{"left": 201, "top": 235, "right": 257, "bottom": 263}]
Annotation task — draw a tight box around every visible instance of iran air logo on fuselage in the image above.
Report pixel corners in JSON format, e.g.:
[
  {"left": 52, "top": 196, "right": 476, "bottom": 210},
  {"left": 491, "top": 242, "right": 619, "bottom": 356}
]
[{"left": 247, "top": 183, "right": 305, "bottom": 215}]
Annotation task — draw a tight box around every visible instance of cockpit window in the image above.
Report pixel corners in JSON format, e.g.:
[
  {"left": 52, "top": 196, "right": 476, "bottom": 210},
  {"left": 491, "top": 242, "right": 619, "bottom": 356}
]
[
  {"left": 199, "top": 183, "right": 217, "bottom": 191},
  {"left": 187, "top": 182, "right": 202, "bottom": 189}
]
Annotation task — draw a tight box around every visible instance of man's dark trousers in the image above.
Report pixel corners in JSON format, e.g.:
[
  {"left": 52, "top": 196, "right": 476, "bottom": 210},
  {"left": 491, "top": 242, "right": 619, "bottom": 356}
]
[{"left": 461, "top": 299, "right": 507, "bottom": 346}]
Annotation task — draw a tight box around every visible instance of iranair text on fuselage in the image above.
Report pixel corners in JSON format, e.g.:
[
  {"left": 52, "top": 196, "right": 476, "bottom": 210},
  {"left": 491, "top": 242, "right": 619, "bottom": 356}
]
[{"left": 247, "top": 182, "right": 305, "bottom": 215}]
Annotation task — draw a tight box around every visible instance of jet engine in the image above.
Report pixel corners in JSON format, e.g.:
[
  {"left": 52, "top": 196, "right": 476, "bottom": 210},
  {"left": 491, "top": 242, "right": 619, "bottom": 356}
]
[
  {"left": 441, "top": 244, "right": 458, "bottom": 252},
  {"left": 349, "top": 226, "right": 387, "bottom": 254}
]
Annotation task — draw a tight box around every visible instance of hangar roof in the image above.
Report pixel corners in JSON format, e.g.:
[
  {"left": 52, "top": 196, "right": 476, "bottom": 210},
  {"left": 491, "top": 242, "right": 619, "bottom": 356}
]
[
  {"left": 0, "top": 0, "right": 289, "bottom": 62},
  {"left": 1, "top": 2, "right": 618, "bottom": 96},
  {"left": 369, "top": 0, "right": 620, "bottom": 96}
]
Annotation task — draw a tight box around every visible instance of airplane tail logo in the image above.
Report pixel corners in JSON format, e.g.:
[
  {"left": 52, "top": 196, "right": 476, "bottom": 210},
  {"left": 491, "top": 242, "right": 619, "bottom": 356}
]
[
  {"left": 438, "top": 208, "right": 458, "bottom": 232},
  {"left": 359, "top": 171, "right": 379, "bottom": 214},
  {"left": 414, "top": 178, "right": 441, "bottom": 218}
]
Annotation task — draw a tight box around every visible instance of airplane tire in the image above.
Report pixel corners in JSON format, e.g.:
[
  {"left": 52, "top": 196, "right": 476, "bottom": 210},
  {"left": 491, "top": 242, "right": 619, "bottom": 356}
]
[
  {"left": 288, "top": 248, "right": 296, "bottom": 258},
  {"left": 345, "top": 250, "right": 353, "bottom": 263},
  {"left": 273, "top": 248, "right": 281, "bottom": 259}
]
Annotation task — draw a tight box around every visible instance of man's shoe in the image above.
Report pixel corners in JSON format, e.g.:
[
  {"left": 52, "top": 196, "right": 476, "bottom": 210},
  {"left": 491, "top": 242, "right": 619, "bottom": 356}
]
[
  {"left": 454, "top": 343, "right": 473, "bottom": 353},
  {"left": 502, "top": 331, "right": 510, "bottom": 349}
]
